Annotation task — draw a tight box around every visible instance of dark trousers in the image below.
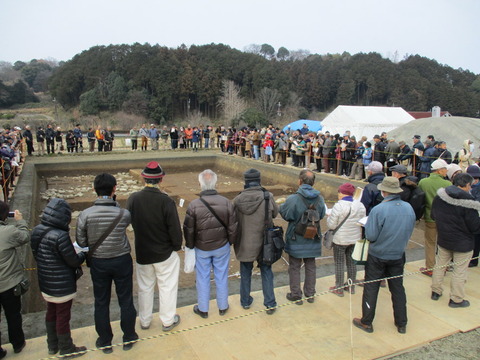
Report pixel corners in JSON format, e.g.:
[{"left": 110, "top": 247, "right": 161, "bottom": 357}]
[
  {"left": 46, "top": 139, "right": 55, "bottom": 154},
  {"left": 90, "top": 254, "right": 137, "bottom": 346},
  {"left": 315, "top": 156, "right": 322, "bottom": 171},
  {"left": 26, "top": 141, "right": 34, "bottom": 155},
  {"left": 361, "top": 254, "right": 407, "bottom": 327},
  {"left": 97, "top": 140, "right": 104, "bottom": 152},
  {"left": 131, "top": 139, "right": 138, "bottom": 150},
  {"left": 288, "top": 256, "right": 316, "bottom": 298},
  {"left": 46, "top": 300, "right": 72, "bottom": 335},
  {"left": 0, "top": 287, "right": 25, "bottom": 350},
  {"left": 470, "top": 234, "right": 480, "bottom": 266}
]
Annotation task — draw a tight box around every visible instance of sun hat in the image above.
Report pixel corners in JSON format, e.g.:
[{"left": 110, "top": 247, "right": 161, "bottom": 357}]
[{"left": 377, "top": 177, "right": 402, "bottom": 194}]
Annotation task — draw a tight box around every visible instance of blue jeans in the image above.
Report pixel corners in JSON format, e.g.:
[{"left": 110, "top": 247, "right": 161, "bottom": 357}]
[
  {"left": 204, "top": 138, "right": 210, "bottom": 148},
  {"left": 253, "top": 145, "right": 259, "bottom": 160},
  {"left": 240, "top": 262, "right": 276, "bottom": 308},
  {"left": 90, "top": 254, "right": 138, "bottom": 346},
  {"left": 195, "top": 243, "right": 230, "bottom": 312}
]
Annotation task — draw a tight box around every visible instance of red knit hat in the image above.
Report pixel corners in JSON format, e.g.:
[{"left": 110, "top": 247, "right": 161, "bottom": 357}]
[
  {"left": 338, "top": 183, "right": 355, "bottom": 196},
  {"left": 141, "top": 161, "right": 165, "bottom": 179}
]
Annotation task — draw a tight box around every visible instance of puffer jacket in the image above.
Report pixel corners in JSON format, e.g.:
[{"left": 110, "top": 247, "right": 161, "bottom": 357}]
[
  {"left": 0, "top": 219, "right": 30, "bottom": 293},
  {"left": 76, "top": 198, "right": 131, "bottom": 259},
  {"left": 327, "top": 197, "right": 366, "bottom": 246},
  {"left": 280, "top": 184, "right": 326, "bottom": 258},
  {"left": 31, "top": 198, "right": 85, "bottom": 297},
  {"left": 183, "top": 190, "right": 238, "bottom": 251},
  {"left": 233, "top": 186, "right": 278, "bottom": 262},
  {"left": 431, "top": 186, "right": 480, "bottom": 252},
  {"left": 360, "top": 172, "right": 385, "bottom": 215}
]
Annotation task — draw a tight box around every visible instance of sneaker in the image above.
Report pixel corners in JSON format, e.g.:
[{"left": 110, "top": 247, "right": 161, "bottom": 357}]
[
  {"left": 329, "top": 286, "right": 344, "bottom": 297},
  {"left": 431, "top": 292, "right": 442, "bottom": 301},
  {"left": 162, "top": 314, "right": 181, "bottom": 332},
  {"left": 286, "top": 293, "right": 303, "bottom": 305},
  {"left": 353, "top": 318, "right": 373, "bottom": 333},
  {"left": 266, "top": 307, "right": 276, "bottom": 315},
  {"left": 193, "top": 305, "right": 208, "bottom": 319},
  {"left": 140, "top": 324, "right": 150, "bottom": 330},
  {"left": 448, "top": 299, "right": 470, "bottom": 308},
  {"left": 420, "top": 267, "right": 433, "bottom": 277},
  {"left": 13, "top": 341, "right": 26, "bottom": 354}
]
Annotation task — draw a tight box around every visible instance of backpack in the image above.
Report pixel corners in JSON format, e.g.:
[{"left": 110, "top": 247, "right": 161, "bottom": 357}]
[
  {"left": 408, "top": 186, "right": 426, "bottom": 221},
  {"left": 294, "top": 195, "right": 321, "bottom": 239},
  {"left": 452, "top": 151, "right": 459, "bottom": 164}
]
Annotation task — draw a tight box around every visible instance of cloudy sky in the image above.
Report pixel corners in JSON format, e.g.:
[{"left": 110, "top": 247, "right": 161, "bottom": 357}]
[{"left": 1, "top": 0, "right": 478, "bottom": 74}]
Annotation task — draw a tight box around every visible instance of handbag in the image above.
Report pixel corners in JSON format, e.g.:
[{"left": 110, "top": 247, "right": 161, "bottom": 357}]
[
  {"left": 352, "top": 239, "right": 370, "bottom": 265},
  {"left": 323, "top": 208, "right": 352, "bottom": 250},
  {"left": 86, "top": 209, "right": 125, "bottom": 267},
  {"left": 75, "top": 267, "right": 83, "bottom": 280},
  {"left": 13, "top": 279, "right": 30, "bottom": 296},
  {"left": 184, "top": 247, "right": 196, "bottom": 273},
  {"left": 260, "top": 189, "right": 284, "bottom": 266}
]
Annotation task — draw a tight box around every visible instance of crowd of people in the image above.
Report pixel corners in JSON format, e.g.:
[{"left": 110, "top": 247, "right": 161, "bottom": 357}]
[{"left": 1, "top": 124, "right": 480, "bottom": 357}]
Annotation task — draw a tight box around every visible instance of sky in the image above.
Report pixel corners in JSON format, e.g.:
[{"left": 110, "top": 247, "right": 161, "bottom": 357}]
[{"left": 1, "top": 0, "right": 479, "bottom": 74}]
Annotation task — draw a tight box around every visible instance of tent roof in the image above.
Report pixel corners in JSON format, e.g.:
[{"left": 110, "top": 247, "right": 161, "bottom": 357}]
[
  {"left": 283, "top": 119, "right": 322, "bottom": 133},
  {"left": 321, "top": 105, "right": 414, "bottom": 140}
]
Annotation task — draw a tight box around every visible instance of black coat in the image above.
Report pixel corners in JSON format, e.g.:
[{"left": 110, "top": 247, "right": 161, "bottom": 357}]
[
  {"left": 431, "top": 186, "right": 480, "bottom": 252},
  {"left": 31, "top": 198, "right": 85, "bottom": 297}
]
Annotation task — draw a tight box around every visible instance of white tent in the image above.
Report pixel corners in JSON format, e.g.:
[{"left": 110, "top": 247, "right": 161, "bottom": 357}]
[{"left": 321, "top": 105, "right": 415, "bottom": 141}]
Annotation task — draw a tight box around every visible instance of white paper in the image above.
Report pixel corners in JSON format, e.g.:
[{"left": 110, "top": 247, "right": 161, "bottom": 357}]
[
  {"left": 325, "top": 207, "right": 332, "bottom": 216},
  {"left": 357, "top": 216, "right": 368, "bottom": 226},
  {"left": 73, "top": 242, "right": 89, "bottom": 253},
  {"left": 179, "top": 198, "right": 185, "bottom": 207}
]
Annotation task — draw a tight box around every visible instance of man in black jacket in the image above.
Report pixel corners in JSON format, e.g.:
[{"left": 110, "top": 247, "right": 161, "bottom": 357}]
[
  {"left": 431, "top": 173, "right": 480, "bottom": 307},
  {"left": 127, "top": 162, "right": 182, "bottom": 332},
  {"left": 23, "top": 126, "right": 34, "bottom": 156},
  {"left": 45, "top": 124, "right": 55, "bottom": 154}
]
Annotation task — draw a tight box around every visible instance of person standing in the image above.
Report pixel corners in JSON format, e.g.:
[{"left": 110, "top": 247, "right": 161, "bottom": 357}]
[
  {"left": 129, "top": 127, "right": 138, "bottom": 151},
  {"left": 45, "top": 124, "right": 55, "bottom": 155},
  {"left": 360, "top": 161, "right": 385, "bottom": 215},
  {"left": 126, "top": 162, "right": 182, "bottom": 331},
  {"left": 149, "top": 124, "right": 158, "bottom": 150},
  {"left": 418, "top": 159, "right": 451, "bottom": 276},
  {"left": 138, "top": 124, "right": 149, "bottom": 151},
  {"left": 73, "top": 124, "right": 83, "bottom": 153},
  {"left": 233, "top": 169, "right": 279, "bottom": 314},
  {"left": 36, "top": 126, "right": 45, "bottom": 156},
  {"left": 55, "top": 127, "right": 63, "bottom": 152},
  {"left": 76, "top": 174, "right": 138, "bottom": 353},
  {"left": 430, "top": 173, "right": 480, "bottom": 307},
  {"left": 87, "top": 128, "right": 96, "bottom": 152},
  {"left": 23, "top": 125, "right": 34, "bottom": 156},
  {"left": 467, "top": 165, "right": 480, "bottom": 267},
  {"left": 170, "top": 126, "right": 179, "bottom": 150},
  {"left": 353, "top": 177, "right": 416, "bottom": 334},
  {"left": 31, "top": 198, "right": 86, "bottom": 357},
  {"left": 0, "top": 202, "right": 30, "bottom": 358},
  {"left": 95, "top": 126, "right": 105, "bottom": 152},
  {"left": 327, "top": 183, "right": 366, "bottom": 296},
  {"left": 183, "top": 170, "right": 238, "bottom": 318},
  {"left": 280, "top": 170, "right": 326, "bottom": 304}
]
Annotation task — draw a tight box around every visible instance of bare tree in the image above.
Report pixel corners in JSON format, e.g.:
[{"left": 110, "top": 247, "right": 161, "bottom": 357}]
[
  {"left": 217, "top": 80, "right": 247, "bottom": 126},
  {"left": 256, "top": 87, "right": 281, "bottom": 122},
  {"left": 289, "top": 49, "right": 311, "bottom": 61},
  {"left": 243, "top": 44, "right": 261, "bottom": 55},
  {"left": 283, "top": 91, "right": 302, "bottom": 121}
]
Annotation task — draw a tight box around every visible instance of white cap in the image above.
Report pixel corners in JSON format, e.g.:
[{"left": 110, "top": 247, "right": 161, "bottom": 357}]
[{"left": 431, "top": 159, "right": 448, "bottom": 171}]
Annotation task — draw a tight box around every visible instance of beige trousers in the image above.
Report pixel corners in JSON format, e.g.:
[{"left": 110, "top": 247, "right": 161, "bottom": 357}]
[
  {"left": 431, "top": 246, "right": 472, "bottom": 303},
  {"left": 424, "top": 222, "right": 437, "bottom": 269}
]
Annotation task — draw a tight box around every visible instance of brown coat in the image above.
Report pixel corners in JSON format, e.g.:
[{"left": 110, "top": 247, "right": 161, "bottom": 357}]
[
  {"left": 233, "top": 186, "right": 279, "bottom": 262},
  {"left": 183, "top": 190, "right": 238, "bottom": 251}
]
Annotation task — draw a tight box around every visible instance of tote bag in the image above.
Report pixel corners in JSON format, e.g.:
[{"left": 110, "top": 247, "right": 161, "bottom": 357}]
[{"left": 352, "top": 239, "right": 369, "bottom": 265}]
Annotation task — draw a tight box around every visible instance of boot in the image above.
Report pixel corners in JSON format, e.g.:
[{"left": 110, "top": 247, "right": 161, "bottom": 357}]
[
  {"left": 58, "top": 333, "right": 86, "bottom": 358},
  {"left": 46, "top": 321, "right": 58, "bottom": 355}
]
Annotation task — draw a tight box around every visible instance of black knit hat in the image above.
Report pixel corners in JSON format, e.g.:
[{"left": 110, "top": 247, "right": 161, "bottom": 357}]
[
  {"left": 141, "top": 161, "right": 165, "bottom": 179},
  {"left": 243, "top": 168, "right": 261, "bottom": 182}
]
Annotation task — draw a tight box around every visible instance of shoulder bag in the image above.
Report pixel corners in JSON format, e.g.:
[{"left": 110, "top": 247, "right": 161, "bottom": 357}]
[
  {"left": 260, "top": 189, "right": 284, "bottom": 266},
  {"left": 86, "top": 208, "right": 125, "bottom": 267},
  {"left": 323, "top": 207, "right": 352, "bottom": 250},
  {"left": 199, "top": 197, "right": 228, "bottom": 231}
]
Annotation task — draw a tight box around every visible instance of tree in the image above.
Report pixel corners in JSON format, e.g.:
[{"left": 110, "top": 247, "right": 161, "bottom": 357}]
[
  {"left": 79, "top": 88, "right": 101, "bottom": 115},
  {"left": 260, "top": 44, "right": 275, "bottom": 59},
  {"left": 277, "top": 47, "right": 290, "bottom": 60},
  {"left": 256, "top": 87, "right": 281, "bottom": 121},
  {"left": 240, "top": 107, "right": 266, "bottom": 128},
  {"left": 122, "top": 90, "right": 149, "bottom": 116},
  {"left": 217, "top": 80, "right": 247, "bottom": 126}
]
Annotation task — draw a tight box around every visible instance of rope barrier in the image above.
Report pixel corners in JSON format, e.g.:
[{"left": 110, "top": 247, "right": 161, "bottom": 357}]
[{"left": 35, "top": 254, "right": 478, "bottom": 359}]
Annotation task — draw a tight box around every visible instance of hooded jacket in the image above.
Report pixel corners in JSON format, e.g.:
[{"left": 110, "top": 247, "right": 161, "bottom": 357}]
[
  {"left": 233, "top": 186, "right": 278, "bottom": 262},
  {"left": 183, "top": 190, "right": 238, "bottom": 251},
  {"left": 360, "top": 172, "right": 385, "bottom": 215},
  {"left": 31, "top": 198, "right": 85, "bottom": 297},
  {"left": 0, "top": 218, "right": 30, "bottom": 293},
  {"left": 431, "top": 186, "right": 480, "bottom": 252},
  {"left": 280, "top": 184, "right": 326, "bottom": 258}
]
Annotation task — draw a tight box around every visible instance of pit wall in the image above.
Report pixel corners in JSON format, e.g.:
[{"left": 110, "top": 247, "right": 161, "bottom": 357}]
[{"left": 12, "top": 154, "right": 363, "bottom": 313}]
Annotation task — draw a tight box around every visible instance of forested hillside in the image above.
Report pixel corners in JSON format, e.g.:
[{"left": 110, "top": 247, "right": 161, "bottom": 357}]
[{"left": 2, "top": 43, "right": 480, "bottom": 126}]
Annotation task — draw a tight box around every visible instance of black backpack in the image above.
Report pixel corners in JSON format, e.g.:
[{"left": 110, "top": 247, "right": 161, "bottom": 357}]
[
  {"left": 408, "top": 187, "right": 426, "bottom": 221},
  {"left": 452, "top": 151, "right": 460, "bottom": 164},
  {"left": 294, "top": 195, "right": 321, "bottom": 239}
]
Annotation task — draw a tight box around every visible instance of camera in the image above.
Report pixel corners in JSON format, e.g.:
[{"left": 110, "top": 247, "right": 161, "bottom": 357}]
[{"left": 8, "top": 212, "right": 15, "bottom": 218}]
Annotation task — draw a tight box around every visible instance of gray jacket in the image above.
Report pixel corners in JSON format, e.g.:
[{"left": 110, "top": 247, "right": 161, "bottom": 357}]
[
  {"left": 233, "top": 186, "right": 278, "bottom": 262},
  {"left": 76, "top": 198, "right": 131, "bottom": 258},
  {"left": 0, "top": 219, "right": 30, "bottom": 292}
]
